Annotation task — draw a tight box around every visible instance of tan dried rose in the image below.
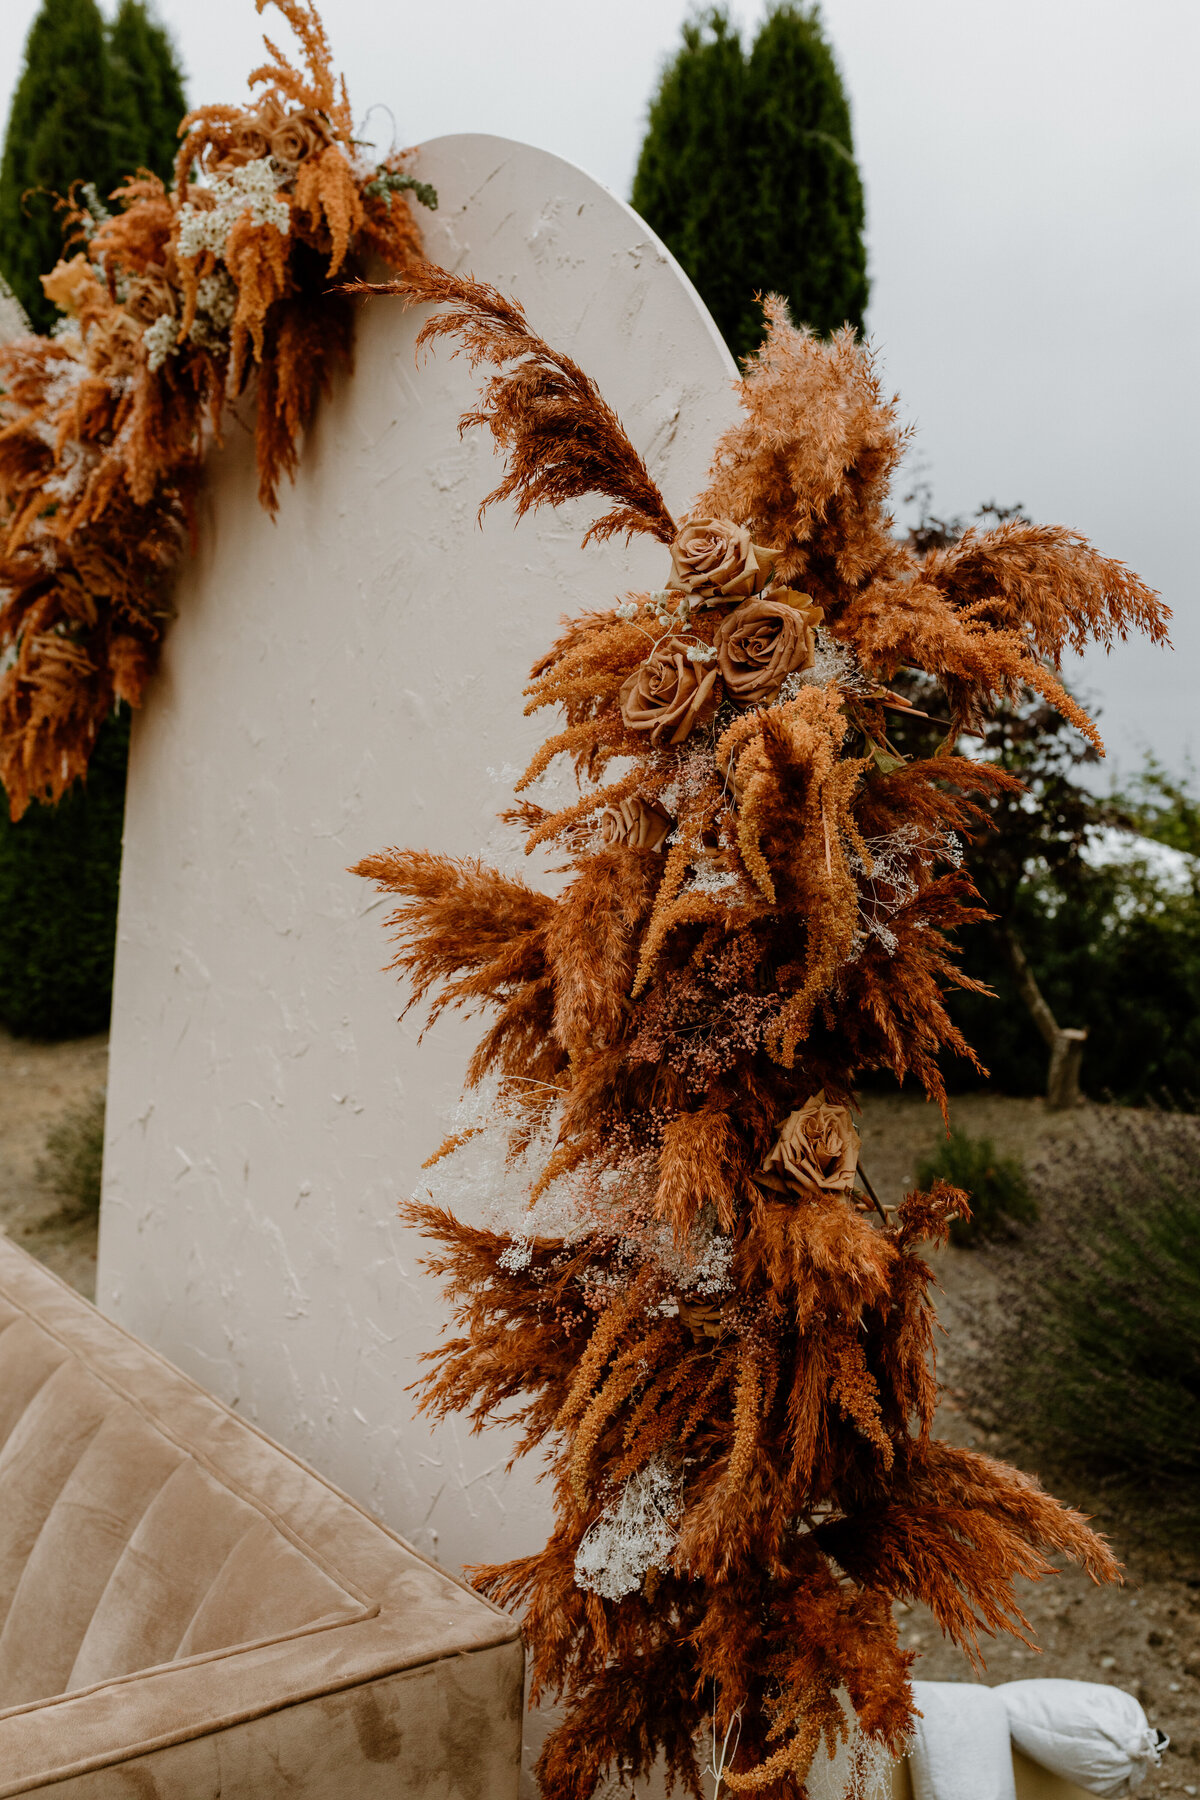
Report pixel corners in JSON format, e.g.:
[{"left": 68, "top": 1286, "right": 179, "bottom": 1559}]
[
  {"left": 41, "top": 254, "right": 95, "bottom": 316},
  {"left": 676, "top": 1295, "right": 728, "bottom": 1342},
  {"left": 714, "top": 591, "right": 823, "bottom": 705},
  {"left": 668, "top": 517, "right": 778, "bottom": 600},
  {"left": 599, "top": 796, "right": 673, "bottom": 852},
  {"left": 760, "top": 1092, "right": 861, "bottom": 1199},
  {"left": 222, "top": 113, "right": 275, "bottom": 167},
  {"left": 618, "top": 637, "right": 719, "bottom": 747},
  {"left": 217, "top": 97, "right": 286, "bottom": 169},
  {"left": 124, "top": 266, "right": 178, "bottom": 326},
  {"left": 271, "top": 108, "right": 334, "bottom": 168}
]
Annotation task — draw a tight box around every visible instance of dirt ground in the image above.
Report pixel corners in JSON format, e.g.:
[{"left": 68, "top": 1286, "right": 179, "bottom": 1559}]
[
  {"left": 0, "top": 1025, "right": 107, "bottom": 1299},
  {"left": 3, "top": 1034, "right": 1197, "bottom": 1790},
  {"left": 858, "top": 1090, "right": 1200, "bottom": 1796}
]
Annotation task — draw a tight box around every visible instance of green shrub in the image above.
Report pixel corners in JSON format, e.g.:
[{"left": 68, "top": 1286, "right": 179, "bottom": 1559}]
[
  {"left": 945, "top": 860, "right": 1200, "bottom": 1104},
  {"left": 915, "top": 1128, "right": 1036, "bottom": 1246},
  {"left": 0, "top": 707, "right": 128, "bottom": 1039},
  {"left": 980, "top": 1109, "right": 1200, "bottom": 1532},
  {"left": 35, "top": 1088, "right": 106, "bottom": 1215}
]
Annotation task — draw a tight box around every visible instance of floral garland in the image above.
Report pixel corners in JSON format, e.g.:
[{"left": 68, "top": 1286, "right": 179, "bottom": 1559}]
[
  {"left": 356, "top": 268, "right": 1168, "bottom": 1799},
  {"left": 0, "top": 0, "right": 431, "bottom": 819}
]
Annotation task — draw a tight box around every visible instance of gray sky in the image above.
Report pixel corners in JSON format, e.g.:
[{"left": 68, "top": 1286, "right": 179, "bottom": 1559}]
[{"left": 4, "top": 0, "right": 1197, "bottom": 781}]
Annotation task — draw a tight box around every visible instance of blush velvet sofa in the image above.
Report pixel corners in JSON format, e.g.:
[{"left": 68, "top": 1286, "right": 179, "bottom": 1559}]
[{"left": 0, "top": 1235, "right": 523, "bottom": 1798}]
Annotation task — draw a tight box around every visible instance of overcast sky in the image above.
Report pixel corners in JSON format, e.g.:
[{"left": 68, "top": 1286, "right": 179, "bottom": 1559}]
[{"left": 4, "top": 0, "right": 1197, "bottom": 781}]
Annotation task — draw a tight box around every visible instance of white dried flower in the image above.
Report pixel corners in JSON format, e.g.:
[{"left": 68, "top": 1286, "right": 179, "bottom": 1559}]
[
  {"left": 177, "top": 159, "right": 290, "bottom": 263},
  {"left": 142, "top": 313, "right": 179, "bottom": 372},
  {"left": 195, "top": 270, "right": 237, "bottom": 329},
  {"left": 615, "top": 600, "right": 639, "bottom": 621},
  {"left": 574, "top": 1454, "right": 681, "bottom": 1601},
  {"left": 185, "top": 270, "right": 238, "bottom": 350},
  {"left": 780, "top": 627, "right": 875, "bottom": 701},
  {"left": 682, "top": 855, "right": 741, "bottom": 901},
  {"left": 645, "top": 1204, "right": 733, "bottom": 1297},
  {"left": 686, "top": 642, "right": 717, "bottom": 664},
  {"left": 41, "top": 439, "right": 92, "bottom": 505},
  {"left": 414, "top": 1079, "right": 586, "bottom": 1255},
  {"left": 847, "top": 824, "right": 963, "bottom": 959}
]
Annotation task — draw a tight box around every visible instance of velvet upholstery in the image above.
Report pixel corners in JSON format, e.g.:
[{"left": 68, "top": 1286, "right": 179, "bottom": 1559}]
[{"left": 0, "top": 1237, "right": 523, "bottom": 1797}]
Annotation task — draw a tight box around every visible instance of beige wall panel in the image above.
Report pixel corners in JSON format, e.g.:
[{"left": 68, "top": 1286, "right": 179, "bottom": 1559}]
[{"left": 99, "top": 133, "right": 737, "bottom": 1794}]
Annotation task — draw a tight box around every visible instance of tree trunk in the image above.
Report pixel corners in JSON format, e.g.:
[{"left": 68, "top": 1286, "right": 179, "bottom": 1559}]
[{"left": 1003, "top": 926, "right": 1087, "bottom": 1110}]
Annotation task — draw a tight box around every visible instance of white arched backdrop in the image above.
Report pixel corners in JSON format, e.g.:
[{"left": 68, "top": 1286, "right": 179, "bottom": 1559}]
[{"left": 98, "top": 136, "right": 738, "bottom": 1787}]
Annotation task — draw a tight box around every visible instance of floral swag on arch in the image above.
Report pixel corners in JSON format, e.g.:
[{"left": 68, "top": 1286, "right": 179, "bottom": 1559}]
[
  {"left": 0, "top": 0, "right": 431, "bottom": 820},
  {"left": 355, "top": 266, "right": 1169, "bottom": 1799}
]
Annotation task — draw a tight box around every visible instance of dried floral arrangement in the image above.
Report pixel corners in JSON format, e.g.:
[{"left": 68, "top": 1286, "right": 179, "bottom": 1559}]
[
  {"left": 355, "top": 267, "right": 1170, "bottom": 1799},
  {"left": 0, "top": 0, "right": 431, "bottom": 820}
]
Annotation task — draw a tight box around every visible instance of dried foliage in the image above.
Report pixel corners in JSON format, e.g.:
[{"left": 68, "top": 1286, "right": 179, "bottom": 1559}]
[
  {"left": 356, "top": 277, "right": 1169, "bottom": 1797},
  {"left": 343, "top": 265, "right": 678, "bottom": 546},
  {"left": 0, "top": 0, "right": 428, "bottom": 819}
]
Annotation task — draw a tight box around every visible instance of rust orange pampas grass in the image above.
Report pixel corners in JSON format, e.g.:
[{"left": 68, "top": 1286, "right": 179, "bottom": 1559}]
[
  {"left": 354, "top": 272, "right": 1169, "bottom": 1797},
  {"left": 0, "top": 0, "right": 428, "bottom": 820}
]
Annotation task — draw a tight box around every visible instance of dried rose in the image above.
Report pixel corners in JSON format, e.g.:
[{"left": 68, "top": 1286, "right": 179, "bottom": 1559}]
[
  {"left": 760, "top": 1092, "right": 861, "bottom": 1199},
  {"left": 221, "top": 107, "right": 276, "bottom": 166},
  {"left": 599, "top": 796, "right": 673, "bottom": 852},
  {"left": 271, "top": 108, "right": 334, "bottom": 168},
  {"left": 668, "top": 518, "right": 777, "bottom": 600},
  {"left": 676, "top": 1296, "right": 728, "bottom": 1342},
  {"left": 214, "top": 97, "right": 289, "bottom": 169},
  {"left": 714, "top": 591, "right": 823, "bottom": 705},
  {"left": 125, "top": 266, "right": 178, "bottom": 325},
  {"left": 618, "top": 637, "right": 719, "bottom": 747}
]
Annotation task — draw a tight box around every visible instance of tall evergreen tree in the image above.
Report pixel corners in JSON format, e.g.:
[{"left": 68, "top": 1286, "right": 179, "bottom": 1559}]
[
  {"left": 744, "top": 5, "right": 868, "bottom": 345},
  {"left": 0, "top": 1, "right": 185, "bottom": 1040},
  {"left": 107, "top": 0, "right": 187, "bottom": 186},
  {"left": 0, "top": 710, "right": 130, "bottom": 1040},
  {"left": 628, "top": 12, "right": 749, "bottom": 359},
  {"left": 0, "top": 0, "right": 186, "bottom": 331},
  {"left": 0, "top": 0, "right": 113, "bottom": 332},
  {"left": 632, "top": 4, "right": 868, "bottom": 363}
]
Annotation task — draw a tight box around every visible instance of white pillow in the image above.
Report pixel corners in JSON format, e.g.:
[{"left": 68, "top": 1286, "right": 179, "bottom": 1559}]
[
  {"left": 996, "top": 1678, "right": 1167, "bottom": 1796},
  {"left": 910, "top": 1682, "right": 1018, "bottom": 1800}
]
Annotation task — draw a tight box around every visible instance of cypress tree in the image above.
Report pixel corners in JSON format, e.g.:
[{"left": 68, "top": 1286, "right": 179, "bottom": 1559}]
[
  {"left": 0, "top": 710, "right": 130, "bottom": 1040},
  {"left": 744, "top": 5, "right": 868, "bottom": 345},
  {"left": 0, "top": 0, "right": 113, "bottom": 332},
  {"left": 0, "top": 0, "right": 186, "bottom": 332},
  {"left": 629, "top": 11, "right": 749, "bottom": 360},
  {"left": 632, "top": 3, "right": 868, "bottom": 363},
  {"left": 0, "top": 3, "right": 184, "bottom": 1041},
  {"left": 107, "top": 0, "right": 187, "bottom": 187}
]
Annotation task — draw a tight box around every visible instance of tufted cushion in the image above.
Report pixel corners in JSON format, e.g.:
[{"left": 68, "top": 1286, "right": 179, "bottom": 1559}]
[
  {"left": 0, "top": 1239, "right": 523, "bottom": 1798},
  {"left": 0, "top": 1299, "right": 364, "bottom": 1707}
]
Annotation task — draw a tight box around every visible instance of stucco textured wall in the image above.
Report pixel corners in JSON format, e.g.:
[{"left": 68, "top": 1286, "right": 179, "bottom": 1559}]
[{"left": 99, "top": 133, "right": 737, "bottom": 1788}]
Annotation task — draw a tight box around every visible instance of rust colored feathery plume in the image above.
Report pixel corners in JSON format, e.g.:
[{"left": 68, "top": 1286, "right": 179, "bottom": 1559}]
[
  {"left": 0, "top": 0, "right": 429, "bottom": 819},
  {"left": 340, "top": 265, "right": 678, "bottom": 546},
  {"left": 354, "top": 271, "right": 1167, "bottom": 1799}
]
